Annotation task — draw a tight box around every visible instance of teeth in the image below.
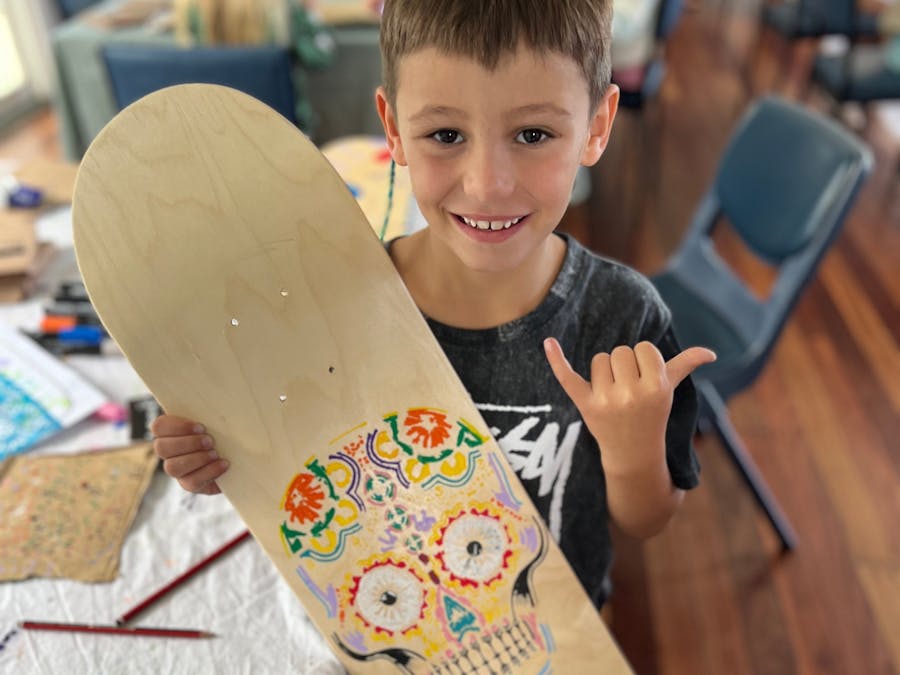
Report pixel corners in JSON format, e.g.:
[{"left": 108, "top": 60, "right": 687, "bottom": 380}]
[{"left": 460, "top": 215, "right": 524, "bottom": 231}]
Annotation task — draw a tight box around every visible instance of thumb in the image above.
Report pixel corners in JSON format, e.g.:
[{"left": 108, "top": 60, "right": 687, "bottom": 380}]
[{"left": 665, "top": 347, "right": 717, "bottom": 387}]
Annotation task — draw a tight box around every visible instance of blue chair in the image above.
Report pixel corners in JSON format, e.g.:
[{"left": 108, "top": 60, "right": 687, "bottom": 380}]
[
  {"left": 812, "top": 43, "right": 900, "bottom": 104},
  {"left": 761, "top": 0, "right": 879, "bottom": 39},
  {"left": 57, "top": 0, "right": 102, "bottom": 19},
  {"left": 651, "top": 97, "right": 872, "bottom": 551},
  {"left": 750, "top": 0, "right": 880, "bottom": 94},
  {"left": 102, "top": 44, "right": 298, "bottom": 126}
]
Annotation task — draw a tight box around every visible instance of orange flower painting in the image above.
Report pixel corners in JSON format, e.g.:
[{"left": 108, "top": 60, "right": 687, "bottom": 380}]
[
  {"left": 283, "top": 472, "right": 326, "bottom": 525},
  {"left": 403, "top": 408, "right": 451, "bottom": 449}
]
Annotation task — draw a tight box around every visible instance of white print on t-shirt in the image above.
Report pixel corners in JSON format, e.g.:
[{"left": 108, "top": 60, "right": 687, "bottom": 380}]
[
  {"left": 477, "top": 403, "right": 582, "bottom": 542},
  {"left": 475, "top": 403, "right": 553, "bottom": 414}
]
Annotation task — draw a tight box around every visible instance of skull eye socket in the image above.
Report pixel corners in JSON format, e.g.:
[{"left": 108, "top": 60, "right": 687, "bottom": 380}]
[
  {"left": 355, "top": 563, "right": 425, "bottom": 632},
  {"left": 442, "top": 513, "right": 508, "bottom": 583}
]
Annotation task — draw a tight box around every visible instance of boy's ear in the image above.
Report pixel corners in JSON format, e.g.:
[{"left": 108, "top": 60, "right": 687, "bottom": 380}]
[
  {"left": 375, "top": 86, "right": 408, "bottom": 166},
  {"left": 581, "top": 84, "right": 619, "bottom": 167}
]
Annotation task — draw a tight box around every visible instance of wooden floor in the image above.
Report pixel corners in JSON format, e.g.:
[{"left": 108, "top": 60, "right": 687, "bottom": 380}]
[
  {"left": 1, "top": 4, "right": 897, "bottom": 674},
  {"left": 564, "top": 3, "right": 900, "bottom": 675}
]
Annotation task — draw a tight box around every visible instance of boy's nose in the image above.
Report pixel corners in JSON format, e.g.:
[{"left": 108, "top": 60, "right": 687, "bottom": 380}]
[{"left": 462, "top": 145, "right": 515, "bottom": 202}]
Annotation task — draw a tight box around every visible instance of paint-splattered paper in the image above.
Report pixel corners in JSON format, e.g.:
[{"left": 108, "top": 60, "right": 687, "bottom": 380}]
[
  {"left": 0, "top": 443, "right": 157, "bottom": 582},
  {"left": 321, "top": 136, "right": 415, "bottom": 241},
  {"left": 0, "top": 322, "right": 106, "bottom": 461}
]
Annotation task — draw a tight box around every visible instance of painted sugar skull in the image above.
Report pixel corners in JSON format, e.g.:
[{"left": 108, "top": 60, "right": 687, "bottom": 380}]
[{"left": 278, "top": 407, "right": 557, "bottom": 673}]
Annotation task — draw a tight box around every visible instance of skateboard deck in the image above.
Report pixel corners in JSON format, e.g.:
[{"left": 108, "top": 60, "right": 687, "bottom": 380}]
[{"left": 73, "top": 84, "right": 632, "bottom": 674}]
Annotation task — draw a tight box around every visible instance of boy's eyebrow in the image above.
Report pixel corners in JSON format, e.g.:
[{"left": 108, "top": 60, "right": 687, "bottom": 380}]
[
  {"left": 508, "top": 103, "right": 573, "bottom": 118},
  {"left": 407, "top": 103, "right": 572, "bottom": 123},
  {"left": 408, "top": 105, "right": 467, "bottom": 122}
]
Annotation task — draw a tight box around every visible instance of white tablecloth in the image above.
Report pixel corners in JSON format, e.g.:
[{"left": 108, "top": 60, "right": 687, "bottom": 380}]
[{"left": 0, "top": 466, "right": 344, "bottom": 674}]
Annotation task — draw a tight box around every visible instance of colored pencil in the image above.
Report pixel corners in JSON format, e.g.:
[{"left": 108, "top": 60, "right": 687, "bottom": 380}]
[
  {"left": 19, "top": 621, "right": 214, "bottom": 639},
  {"left": 115, "top": 529, "right": 251, "bottom": 626}
]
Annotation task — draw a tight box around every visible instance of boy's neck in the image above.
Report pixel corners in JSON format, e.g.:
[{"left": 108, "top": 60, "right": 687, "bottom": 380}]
[{"left": 389, "top": 231, "right": 566, "bottom": 329}]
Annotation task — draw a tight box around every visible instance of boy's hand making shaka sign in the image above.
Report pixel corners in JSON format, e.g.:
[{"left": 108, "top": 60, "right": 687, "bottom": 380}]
[{"left": 544, "top": 338, "right": 716, "bottom": 479}]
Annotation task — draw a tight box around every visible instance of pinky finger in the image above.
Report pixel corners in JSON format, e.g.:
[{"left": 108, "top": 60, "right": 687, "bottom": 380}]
[
  {"left": 195, "top": 481, "right": 222, "bottom": 495},
  {"left": 177, "top": 459, "right": 229, "bottom": 494}
]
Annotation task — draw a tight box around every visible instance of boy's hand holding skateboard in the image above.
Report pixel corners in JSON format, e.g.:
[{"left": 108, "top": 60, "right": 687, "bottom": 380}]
[{"left": 152, "top": 415, "right": 227, "bottom": 495}]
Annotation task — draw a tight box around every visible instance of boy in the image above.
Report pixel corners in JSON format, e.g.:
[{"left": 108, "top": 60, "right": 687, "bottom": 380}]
[{"left": 152, "top": 0, "right": 715, "bottom": 611}]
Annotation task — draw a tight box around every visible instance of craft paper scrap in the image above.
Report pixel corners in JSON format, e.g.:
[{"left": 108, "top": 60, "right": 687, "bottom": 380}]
[
  {"left": 0, "top": 321, "right": 106, "bottom": 460},
  {"left": 0, "top": 443, "right": 158, "bottom": 582}
]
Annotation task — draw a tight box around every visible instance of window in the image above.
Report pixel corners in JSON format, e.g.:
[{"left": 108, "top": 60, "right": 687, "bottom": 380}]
[
  {"left": 0, "top": 10, "right": 27, "bottom": 100},
  {"left": 0, "top": 0, "right": 54, "bottom": 130}
]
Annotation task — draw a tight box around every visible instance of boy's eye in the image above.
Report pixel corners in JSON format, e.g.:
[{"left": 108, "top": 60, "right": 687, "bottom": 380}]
[
  {"left": 431, "top": 129, "right": 463, "bottom": 144},
  {"left": 516, "top": 129, "right": 549, "bottom": 144}
]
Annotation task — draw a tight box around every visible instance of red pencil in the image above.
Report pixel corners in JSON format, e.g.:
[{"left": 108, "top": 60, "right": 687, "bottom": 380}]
[
  {"left": 20, "top": 621, "right": 214, "bottom": 639},
  {"left": 116, "top": 529, "right": 251, "bottom": 626}
]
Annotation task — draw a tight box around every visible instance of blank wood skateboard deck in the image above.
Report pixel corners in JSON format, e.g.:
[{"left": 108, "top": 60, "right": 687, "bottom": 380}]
[{"left": 73, "top": 84, "right": 632, "bottom": 674}]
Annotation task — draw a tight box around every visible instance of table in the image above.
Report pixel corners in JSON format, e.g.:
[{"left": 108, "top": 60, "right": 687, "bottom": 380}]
[
  {"left": 51, "top": 0, "right": 385, "bottom": 159},
  {"left": 0, "top": 160, "right": 79, "bottom": 298}
]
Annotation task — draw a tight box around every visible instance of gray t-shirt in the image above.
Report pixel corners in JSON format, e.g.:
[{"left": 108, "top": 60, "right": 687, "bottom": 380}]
[{"left": 392, "top": 233, "right": 700, "bottom": 608}]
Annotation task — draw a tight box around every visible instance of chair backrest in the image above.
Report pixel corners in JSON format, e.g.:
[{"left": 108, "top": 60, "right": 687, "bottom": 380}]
[
  {"left": 57, "top": 0, "right": 102, "bottom": 19},
  {"left": 715, "top": 98, "right": 866, "bottom": 263},
  {"left": 102, "top": 44, "right": 297, "bottom": 126},
  {"left": 813, "top": 44, "right": 900, "bottom": 103},
  {"left": 795, "top": 0, "right": 859, "bottom": 35},
  {"left": 661, "top": 96, "right": 871, "bottom": 395}
]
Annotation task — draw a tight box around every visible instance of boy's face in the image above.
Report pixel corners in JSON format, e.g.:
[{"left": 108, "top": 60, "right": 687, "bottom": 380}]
[{"left": 376, "top": 45, "right": 617, "bottom": 274}]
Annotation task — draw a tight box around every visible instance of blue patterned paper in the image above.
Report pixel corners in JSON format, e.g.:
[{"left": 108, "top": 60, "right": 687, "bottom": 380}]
[{"left": 0, "top": 372, "right": 61, "bottom": 461}]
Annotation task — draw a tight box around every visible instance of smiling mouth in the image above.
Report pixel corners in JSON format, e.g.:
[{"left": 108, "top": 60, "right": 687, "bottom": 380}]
[{"left": 455, "top": 214, "right": 527, "bottom": 231}]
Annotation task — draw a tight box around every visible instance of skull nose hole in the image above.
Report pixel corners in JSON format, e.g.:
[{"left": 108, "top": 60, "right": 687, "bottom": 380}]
[
  {"left": 467, "top": 541, "right": 483, "bottom": 556},
  {"left": 380, "top": 591, "right": 398, "bottom": 606}
]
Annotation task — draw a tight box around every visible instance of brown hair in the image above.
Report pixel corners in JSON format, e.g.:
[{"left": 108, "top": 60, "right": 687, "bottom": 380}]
[{"left": 380, "top": 0, "right": 613, "bottom": 110}]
